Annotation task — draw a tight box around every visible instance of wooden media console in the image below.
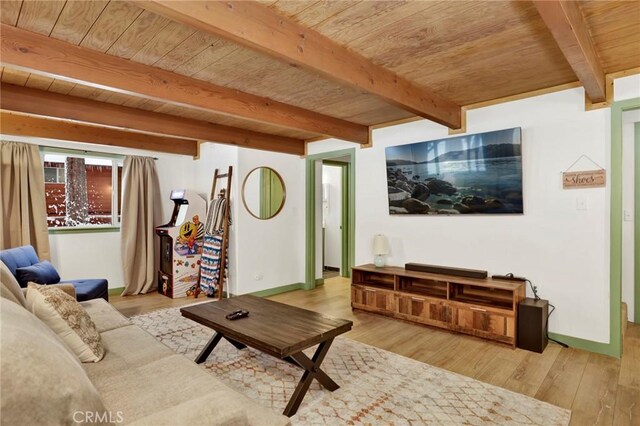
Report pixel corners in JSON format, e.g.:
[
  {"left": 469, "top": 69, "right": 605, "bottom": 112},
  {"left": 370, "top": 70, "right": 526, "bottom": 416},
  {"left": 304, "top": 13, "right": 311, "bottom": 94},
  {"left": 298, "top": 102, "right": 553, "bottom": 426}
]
[{"left": 351, "top": 264, "right": 526, "bottom": 347}]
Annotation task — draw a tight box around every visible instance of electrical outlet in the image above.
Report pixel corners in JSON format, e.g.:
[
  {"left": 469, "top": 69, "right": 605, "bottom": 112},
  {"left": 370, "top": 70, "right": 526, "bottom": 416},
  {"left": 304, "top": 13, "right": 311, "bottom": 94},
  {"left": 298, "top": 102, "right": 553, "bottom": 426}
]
[{"left": 254, "top": 274, "right": 263, "bottom": 281}]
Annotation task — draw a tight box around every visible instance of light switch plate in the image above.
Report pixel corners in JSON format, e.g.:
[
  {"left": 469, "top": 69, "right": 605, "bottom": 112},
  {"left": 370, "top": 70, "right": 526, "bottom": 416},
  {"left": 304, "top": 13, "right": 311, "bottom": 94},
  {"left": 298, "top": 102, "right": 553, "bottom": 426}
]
[
  {"left": 576, "top": 197, "right": 587, "bottom": 211},
  {"left": 624, "top": 209, "right": 633, "bottom": 221}
]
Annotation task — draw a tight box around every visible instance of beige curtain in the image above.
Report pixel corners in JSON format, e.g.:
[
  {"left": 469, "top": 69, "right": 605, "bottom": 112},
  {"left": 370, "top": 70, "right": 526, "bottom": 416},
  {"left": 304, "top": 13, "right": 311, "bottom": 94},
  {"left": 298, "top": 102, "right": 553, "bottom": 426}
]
[
  {"left": 0, "top": 141, "right": 51, "bottom": 259},
  {"left": 121, "top": 156, "right": 161, "bottom": 296}
]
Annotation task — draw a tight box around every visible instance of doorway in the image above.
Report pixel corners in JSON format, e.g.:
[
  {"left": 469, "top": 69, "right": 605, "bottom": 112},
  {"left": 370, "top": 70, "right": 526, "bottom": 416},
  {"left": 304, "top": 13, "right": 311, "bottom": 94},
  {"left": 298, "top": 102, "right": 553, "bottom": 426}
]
[
  {"left": 607, "top": 97, "right": 640, "bottom": 358},
  {"left": 305, "top": 148, "right": 355, "bottom": 290},
  {"left": 321, "top": 160, "right": 348, "bottom": 280}
]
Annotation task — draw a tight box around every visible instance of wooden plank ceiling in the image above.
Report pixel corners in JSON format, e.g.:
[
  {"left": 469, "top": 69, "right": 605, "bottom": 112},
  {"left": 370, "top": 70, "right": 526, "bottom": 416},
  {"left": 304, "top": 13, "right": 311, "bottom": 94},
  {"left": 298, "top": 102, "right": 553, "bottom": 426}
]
[{"left": 0, "top": 0, "right": 638, "bottom": 155}]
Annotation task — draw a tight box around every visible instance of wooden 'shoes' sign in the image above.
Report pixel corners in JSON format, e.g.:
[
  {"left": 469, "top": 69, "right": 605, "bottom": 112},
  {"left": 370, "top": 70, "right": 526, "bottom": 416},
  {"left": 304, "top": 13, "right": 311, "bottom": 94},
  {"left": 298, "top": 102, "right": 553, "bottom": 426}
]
[{"left": 562, "top": 169, "right": 606, "bottom": 189}]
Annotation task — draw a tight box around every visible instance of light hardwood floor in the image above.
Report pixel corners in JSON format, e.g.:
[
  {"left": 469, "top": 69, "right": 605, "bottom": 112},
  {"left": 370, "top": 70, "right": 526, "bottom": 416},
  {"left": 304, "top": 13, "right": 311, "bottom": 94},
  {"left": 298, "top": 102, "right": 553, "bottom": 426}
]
[{"left": 111, "top": 277, "right": 640, "bottom": 425}]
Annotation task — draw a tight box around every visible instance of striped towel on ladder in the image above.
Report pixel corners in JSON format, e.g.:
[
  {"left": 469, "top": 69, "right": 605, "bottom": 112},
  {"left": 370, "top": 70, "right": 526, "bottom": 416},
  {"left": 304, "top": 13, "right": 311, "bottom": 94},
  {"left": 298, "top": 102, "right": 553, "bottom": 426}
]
[
  {"left": 200, "top": 235, "right": 223, "bottom": 297},
  {"left": 199, "top": 197, "right": 231, "bottom": 297}
]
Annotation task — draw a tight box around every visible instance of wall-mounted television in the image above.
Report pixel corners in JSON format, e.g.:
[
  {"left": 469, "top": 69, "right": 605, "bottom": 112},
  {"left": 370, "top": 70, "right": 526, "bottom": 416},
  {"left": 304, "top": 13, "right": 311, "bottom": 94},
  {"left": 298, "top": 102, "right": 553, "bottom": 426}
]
[{"left": 385, "top": 127, "right": 523, "bottom": 215}]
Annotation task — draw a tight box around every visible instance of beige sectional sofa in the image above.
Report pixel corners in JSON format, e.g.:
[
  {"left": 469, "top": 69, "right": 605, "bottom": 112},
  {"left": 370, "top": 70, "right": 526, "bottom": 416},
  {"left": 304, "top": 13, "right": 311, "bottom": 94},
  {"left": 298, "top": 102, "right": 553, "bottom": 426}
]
[{"left": 1, "top": 262, "right": 289, "bottom": 426}]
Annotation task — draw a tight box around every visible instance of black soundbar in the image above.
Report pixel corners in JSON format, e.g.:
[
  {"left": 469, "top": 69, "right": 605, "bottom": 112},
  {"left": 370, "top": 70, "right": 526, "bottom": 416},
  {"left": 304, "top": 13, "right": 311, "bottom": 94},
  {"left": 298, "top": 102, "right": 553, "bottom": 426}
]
[{"left": 405, "top": 263, "right": 488, "bottom": 279}]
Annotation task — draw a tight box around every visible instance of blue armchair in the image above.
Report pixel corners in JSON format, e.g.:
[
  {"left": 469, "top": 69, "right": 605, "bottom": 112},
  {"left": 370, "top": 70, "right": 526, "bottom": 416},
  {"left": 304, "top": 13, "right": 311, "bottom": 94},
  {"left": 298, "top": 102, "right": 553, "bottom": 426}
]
[{"left": 0, "top": 245, "right": 108, "bottom": 302}]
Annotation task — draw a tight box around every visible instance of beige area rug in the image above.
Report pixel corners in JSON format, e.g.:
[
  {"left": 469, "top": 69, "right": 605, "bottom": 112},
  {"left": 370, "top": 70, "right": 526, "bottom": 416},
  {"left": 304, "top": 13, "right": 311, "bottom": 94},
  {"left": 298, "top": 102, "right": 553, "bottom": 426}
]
[{"left": 131, "top": 306, "right": 571, "bottom": 425}]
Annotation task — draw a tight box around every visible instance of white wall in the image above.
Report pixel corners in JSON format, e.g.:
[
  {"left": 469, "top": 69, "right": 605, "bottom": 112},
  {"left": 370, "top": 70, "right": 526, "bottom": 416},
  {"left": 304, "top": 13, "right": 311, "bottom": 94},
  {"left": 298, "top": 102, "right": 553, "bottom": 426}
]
[
  {"left": 621, "top": 110, "right": 640, "bottom": 321},
  {"left": 308, "top": 77, "right": 640, "bottom": 344},
  {"left": 614, "top": 74, "right": 640, "bottom": 101},
  {"left": 1, "top": 135, "right": 195, "bottom": 288},
  {"left": 235, "top": 148, "right": 305, "bottom": 293},
  {"left": 322, "top": 165, "right": 342, "bottom": 270},
  {"left": 48, "top": 231, "right": 124, "bottom": 288}
]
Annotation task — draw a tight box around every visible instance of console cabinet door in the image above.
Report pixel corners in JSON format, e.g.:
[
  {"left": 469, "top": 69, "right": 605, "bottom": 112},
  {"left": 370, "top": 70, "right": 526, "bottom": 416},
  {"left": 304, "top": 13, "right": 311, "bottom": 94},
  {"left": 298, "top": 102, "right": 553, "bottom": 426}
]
[
  {"left": 396, "top": 294, "right": 452, "bottom": 327},
  {"left": 455, "top": 305, "right": 515, "bottom": 344},
  {"left": 351, "top": 285, "right": 394, "bottom": 313}
]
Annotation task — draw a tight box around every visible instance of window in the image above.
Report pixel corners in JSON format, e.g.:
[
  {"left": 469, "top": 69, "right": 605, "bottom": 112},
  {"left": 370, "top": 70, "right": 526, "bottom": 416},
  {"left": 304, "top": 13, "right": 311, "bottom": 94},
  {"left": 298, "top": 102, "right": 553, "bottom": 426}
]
[
  {"left": 42, "top": 149, "right": 123, "bottom": 229},
  {"left": 44, "top": 165, "right": 65, "bottom": 183}
]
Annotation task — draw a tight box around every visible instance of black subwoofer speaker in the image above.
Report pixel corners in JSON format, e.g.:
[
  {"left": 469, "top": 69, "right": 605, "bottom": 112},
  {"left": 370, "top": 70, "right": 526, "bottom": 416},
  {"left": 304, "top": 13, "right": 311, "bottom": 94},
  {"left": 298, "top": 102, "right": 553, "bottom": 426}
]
[{"left": 518, "top": 298, "right": 549, "bottom": 353}]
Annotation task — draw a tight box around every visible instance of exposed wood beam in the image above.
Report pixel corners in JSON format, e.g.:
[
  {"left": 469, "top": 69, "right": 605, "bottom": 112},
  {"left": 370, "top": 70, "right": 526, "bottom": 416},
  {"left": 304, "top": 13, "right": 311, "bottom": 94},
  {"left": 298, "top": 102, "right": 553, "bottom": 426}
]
[
  {"left": 533, "top": 0, "right": 606, "bottom": 103},
  {"left": 0, "top": 24, "right": 368, "bottom": 144},
  {"left": 0, "top": 83, "right": 305, "bottom": 155},
  {"left": 0, "top": 111, "right": 198, "bottom": 156},
  {"left": 136, "top": 1, "right": 462, "bottom": 129}
]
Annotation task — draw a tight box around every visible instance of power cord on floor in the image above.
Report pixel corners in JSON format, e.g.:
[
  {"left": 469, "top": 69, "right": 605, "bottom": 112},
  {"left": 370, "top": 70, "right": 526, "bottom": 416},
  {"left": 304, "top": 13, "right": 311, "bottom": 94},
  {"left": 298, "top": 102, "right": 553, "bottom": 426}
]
[{"left": 546, "top": 303, "right": 567, "bottom": 348}]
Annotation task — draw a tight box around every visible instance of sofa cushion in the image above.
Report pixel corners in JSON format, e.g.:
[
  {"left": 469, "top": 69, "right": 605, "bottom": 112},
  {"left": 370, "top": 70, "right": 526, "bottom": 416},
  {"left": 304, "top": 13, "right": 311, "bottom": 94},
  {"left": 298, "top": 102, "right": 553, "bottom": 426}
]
[
  {"left": 0, "top": 261, "right": 26, "bottom": 306},
  {"left": 83, "top": 325, "right": 175, "bottom": 382},
  {"left": 26, "top": 283, "right": 105, "bottom": 363},
  {"left": 129, "top": 394, "right": 248, "bottom": 426},
  {"left": 80, "top": 298, "right": 130, "bottom": 333},
  {"left": 0, "top": 245, "right": 39, "bottom": 278},
  {"left": 16, "top": 260, "right": 61, "bottom": 286},
  {"left": 89, "top": 354, "right": 288, "bottom": 425},
  {"left": 62, "top": 278, "right": 109, "bottom": 302},
  {"left": 0, "top": 298, "right": 110, "bottom": 425}
]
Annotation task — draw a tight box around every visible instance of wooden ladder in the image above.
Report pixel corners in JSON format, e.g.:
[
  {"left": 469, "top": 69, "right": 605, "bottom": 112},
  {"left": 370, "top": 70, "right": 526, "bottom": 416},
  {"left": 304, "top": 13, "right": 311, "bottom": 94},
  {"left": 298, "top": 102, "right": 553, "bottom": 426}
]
[{"left": 194, "top": 166, "right": 233, "bottom": 299}]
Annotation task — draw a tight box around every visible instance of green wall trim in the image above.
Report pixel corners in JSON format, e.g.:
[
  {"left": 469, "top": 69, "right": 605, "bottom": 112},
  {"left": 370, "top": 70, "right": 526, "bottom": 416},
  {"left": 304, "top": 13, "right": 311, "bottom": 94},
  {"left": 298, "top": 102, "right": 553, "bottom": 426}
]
[
  {"left": 305, "top": 157, "right": 316, "bottom": 290},
  {"left": 315, "top": 278, "right": 325, "bottom": 286},
  {"left": 635, "top": 122, "right": 640, "bottom": 324},
  {"left": 548, "top": 332, "right": 616, "bottom": 357},
  {"left": 108, "top": 287, "right": 124, "bottom": 296},
  {"left": 49, "top": 226, "right": 120, "bottom": 235},
  {"left": 609, "top": 97, "right": 640, "bottom": 358},
  {"left": 305, "top": 148, "right": 356, "bottom": 290},
  {"left": 322, "top": 160, "right": 347, "bottom": 167},
  {"left": 340, "top": 163, "right": 350, "bottom": 278},
  {"left": 249, "top": 282, "right": 303, "bottom": 298}
]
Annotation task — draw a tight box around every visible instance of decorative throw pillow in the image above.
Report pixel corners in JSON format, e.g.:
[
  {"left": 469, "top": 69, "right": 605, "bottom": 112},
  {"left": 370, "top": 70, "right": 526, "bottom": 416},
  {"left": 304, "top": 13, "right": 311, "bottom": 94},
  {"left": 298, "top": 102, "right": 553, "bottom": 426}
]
[
  {"left": 16, "top": 260, "right": 61, "bottom": 286},
  {"left": 26, "top": 283, "right": 105, "bottom": 363}
]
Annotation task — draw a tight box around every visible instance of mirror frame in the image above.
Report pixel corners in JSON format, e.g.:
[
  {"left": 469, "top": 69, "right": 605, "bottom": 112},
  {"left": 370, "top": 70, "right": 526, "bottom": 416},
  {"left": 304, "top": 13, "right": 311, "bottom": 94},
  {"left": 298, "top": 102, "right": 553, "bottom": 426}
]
[{"left": 241, "top": 166, "right": 287, "bottom": 220}]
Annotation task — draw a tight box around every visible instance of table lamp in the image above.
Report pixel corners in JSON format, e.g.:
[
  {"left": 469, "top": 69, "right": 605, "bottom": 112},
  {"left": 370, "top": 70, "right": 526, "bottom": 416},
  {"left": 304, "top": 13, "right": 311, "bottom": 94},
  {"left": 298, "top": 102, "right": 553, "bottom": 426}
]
[{"left": 372, "top": 234, "right": 389, "bottom": 267}]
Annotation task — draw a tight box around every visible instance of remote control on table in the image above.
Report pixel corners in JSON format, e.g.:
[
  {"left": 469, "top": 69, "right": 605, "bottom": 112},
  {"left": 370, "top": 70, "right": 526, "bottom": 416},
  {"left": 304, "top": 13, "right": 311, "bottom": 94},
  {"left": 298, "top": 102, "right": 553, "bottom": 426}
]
[{"left": 225, "top": 309, "right": 249, "bottom": 320}]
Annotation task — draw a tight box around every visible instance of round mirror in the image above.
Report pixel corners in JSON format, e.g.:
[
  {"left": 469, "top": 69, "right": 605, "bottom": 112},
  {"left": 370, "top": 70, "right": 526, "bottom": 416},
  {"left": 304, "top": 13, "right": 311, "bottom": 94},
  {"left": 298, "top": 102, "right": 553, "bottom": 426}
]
[{"left": 242, "top": 167, "right": 286, "bottom": 220}]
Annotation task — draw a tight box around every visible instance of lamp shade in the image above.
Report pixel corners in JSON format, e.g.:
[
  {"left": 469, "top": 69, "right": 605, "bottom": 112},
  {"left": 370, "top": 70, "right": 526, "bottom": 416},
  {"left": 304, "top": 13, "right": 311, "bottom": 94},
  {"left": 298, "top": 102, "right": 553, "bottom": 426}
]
[{"left": 372, "top": 234, "right": 389, "bottom": 255}]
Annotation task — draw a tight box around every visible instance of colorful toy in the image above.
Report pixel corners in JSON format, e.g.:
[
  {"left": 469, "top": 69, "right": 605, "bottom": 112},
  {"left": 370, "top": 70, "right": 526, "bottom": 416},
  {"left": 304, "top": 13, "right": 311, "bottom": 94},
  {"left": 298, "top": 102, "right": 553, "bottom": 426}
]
[{"left": 155, "top": 189, "right": 207, "bottom": 298}]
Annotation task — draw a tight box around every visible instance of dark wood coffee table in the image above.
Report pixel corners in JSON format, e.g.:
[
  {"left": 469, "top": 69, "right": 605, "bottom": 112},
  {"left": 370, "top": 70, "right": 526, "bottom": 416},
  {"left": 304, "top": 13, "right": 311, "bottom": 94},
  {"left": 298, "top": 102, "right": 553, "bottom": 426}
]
[{"left": 180, "top": 294, "right": 353, "bottom": 417}]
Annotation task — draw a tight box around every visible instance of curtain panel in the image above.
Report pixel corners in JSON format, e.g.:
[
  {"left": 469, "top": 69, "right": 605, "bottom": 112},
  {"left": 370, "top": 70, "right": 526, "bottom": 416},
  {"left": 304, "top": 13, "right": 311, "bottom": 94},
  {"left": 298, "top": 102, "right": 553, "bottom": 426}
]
[
  {"left": 120, "top": 156, "right": 161, "bottom": 296},
  {"left": 0, "top": 141, "right": 51, "bottom": 259}
]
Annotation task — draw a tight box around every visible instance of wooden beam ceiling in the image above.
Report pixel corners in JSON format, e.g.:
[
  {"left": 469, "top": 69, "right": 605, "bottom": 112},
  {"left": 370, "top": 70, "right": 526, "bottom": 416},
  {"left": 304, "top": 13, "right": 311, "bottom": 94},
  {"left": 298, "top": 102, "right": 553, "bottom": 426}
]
[
  {"left": 137, "top": 1, "right": 462, "bottom": 129},
  {"left": 533, "top": 1, "right": 606, "bottom": 103},
  {"left": 0, "top": 83, "right": 306, "bottom": 155},
  {"left": 1, "top": 111, "right": 198, "bottom": 156},
  {"left": 0, "top": 23, "right": 369, "bottom": 144}
]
